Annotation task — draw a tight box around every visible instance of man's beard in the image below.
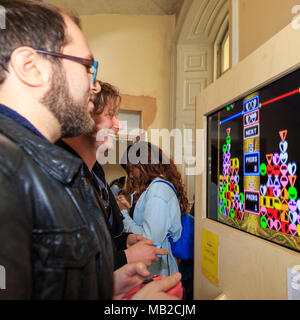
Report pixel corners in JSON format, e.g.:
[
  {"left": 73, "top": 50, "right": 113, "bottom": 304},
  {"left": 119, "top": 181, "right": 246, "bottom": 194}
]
[{"left": 40, "top": 64, "right": 95, "bottom": 138}]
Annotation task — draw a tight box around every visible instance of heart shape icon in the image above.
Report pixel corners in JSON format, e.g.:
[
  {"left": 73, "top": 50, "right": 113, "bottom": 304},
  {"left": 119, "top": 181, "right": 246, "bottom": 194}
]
[
  {"left": 260, "top": 184, "right": 267, "bottom": 196},
  {"left": 266, "top": 186, "right": 273, "bottom": 197},
  {"left": 260, "top": 207, "right": 267, "bottom": 216},
  {"left": 280, "top": 175, "right": 289, "bottom": 188},
  {"left": 234, "top": 175, "right": 240, "bottom": 184},
  {"left": 280, "top": 152, "right": 288, "bottom": 164},
  {"left": 266, "top": 165, "right": 273, "bottom": 176},
  {"left": 297, "top": 199, "right": 300, "bottom": 211},
  {"left": 289, "top": 200, "right": 297, "bottom": 213},
  {"left": 273, "top": 153, "right": 280, "bottom": 166},
  {"left": 273, "top": 220, "right": 281, "bottom": 232},
  {"left": 288, "top": 162, "right": 297, "bottom": 176},
  {"left": 267, "top": 218, "right": 273, "bottom": 230},
  {"left": 279, "top": 141, "right": 288, "bottom": 153},
  {"left": 239, "top": 202, "right": 244, "bottom": 211},
  {"left": 273, "top": 187, "right": 281, "bottom": 198},
  {"left": 273, "top": 165, "right": 280, "bottom": 176},
  {"left": 289, "top": 224, "right": 298, "bottom": 236},
  {"left": 280, "top": 164, "right": 288, "bottom": 176}
]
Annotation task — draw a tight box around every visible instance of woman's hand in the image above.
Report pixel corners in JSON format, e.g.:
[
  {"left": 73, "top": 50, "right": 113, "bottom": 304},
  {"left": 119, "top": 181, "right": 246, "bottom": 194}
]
[
  {"left": 115, "top": 194, "right": 131, "bottom": 211},
  {"left": 126, "top": 234, "right": 152, "bottom": 247}
]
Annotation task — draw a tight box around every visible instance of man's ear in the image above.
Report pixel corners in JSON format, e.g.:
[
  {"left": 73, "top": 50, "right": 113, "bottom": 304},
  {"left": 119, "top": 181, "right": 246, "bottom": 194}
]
[{"left": 9, "top": 47, "right": 51, "bottom": 87}]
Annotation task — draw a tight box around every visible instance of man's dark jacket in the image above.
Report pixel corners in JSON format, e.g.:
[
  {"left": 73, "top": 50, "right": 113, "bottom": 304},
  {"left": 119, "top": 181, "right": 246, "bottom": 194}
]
[
  {"left": 0, "top": 114, "right": 114, "bottom": 299},
  {"left": 92, "top": 161, "right": 130, "bottom": 269},
  {"left": 56, "top": 140, "right": 129, "bottom": 269}
]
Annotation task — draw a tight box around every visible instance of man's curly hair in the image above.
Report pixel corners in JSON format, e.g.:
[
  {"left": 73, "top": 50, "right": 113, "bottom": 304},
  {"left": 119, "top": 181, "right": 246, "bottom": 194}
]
[{"left": 94, "top": 81, "right": 121, "bottom": 115}]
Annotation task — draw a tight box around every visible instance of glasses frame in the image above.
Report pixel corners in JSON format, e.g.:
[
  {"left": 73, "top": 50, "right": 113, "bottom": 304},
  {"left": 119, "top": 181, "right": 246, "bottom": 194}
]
[{"left": 35, "top": 49, "right": 98, "bottom": 84}]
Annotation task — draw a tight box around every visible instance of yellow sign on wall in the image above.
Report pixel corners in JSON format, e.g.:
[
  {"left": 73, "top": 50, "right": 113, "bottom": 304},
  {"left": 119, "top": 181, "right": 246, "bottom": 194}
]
[{"left": 201, "top": 228, "right": 219, "bottom": 287}]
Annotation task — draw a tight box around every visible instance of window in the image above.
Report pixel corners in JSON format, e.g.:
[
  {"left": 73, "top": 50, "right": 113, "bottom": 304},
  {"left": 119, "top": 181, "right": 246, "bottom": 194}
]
[
  {"left": 221, "top": 32, "right": 230, "bottom": 74},
  {"left": 216, "top": 26, "right": 230, "bottom": 78},
  {"left": 213, "top": 15, "right": 230, "bottom": 80},
  {"left": 118, "top": 110, "right": 147, "bottom": 141}
]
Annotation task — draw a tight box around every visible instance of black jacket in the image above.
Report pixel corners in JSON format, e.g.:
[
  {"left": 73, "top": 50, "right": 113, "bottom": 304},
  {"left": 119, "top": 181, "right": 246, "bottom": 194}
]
[
  {"left": 0, "top": 114, "right": 114, "bottom": 299},
  {"left": 56, "top": 140, "right": 129, "bottom": 270},
  {"left": 92, "top": 161, "right": 130, "bottom": 269}
]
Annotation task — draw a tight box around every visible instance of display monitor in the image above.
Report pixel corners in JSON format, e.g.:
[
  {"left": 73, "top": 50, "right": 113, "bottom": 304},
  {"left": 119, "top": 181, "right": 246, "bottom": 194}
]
[{"left": 207, "top": 66, "right": 300, "bottom": 252}]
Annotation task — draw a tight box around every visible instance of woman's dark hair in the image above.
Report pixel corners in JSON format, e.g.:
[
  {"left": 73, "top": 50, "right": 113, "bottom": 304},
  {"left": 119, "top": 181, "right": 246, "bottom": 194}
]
[
  {"left": 122, "top": 141, "right": 190, "bottom": 214},
  {"left": 0, "top": 0, "right": 80, "bottom": 85}
]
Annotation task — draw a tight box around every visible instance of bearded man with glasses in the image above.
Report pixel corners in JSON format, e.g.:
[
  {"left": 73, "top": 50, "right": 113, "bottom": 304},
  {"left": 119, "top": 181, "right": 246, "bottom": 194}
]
[{"left": 0, "top": 0, "right": 181, "bottom": 300}]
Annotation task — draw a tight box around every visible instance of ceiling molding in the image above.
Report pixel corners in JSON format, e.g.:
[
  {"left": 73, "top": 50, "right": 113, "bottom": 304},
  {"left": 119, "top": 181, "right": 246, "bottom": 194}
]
[
  {"left": 189, "top": 0, "right": 229, "bottom": 42},
  {"left": 176, "top": 0, "right": 229, "bottom": 44},
  {"left": 205, "top": 0, "right": 228, "bottom": 41},
  {"left": 46, "top": 0, "right": 184, "bottom": 16}
]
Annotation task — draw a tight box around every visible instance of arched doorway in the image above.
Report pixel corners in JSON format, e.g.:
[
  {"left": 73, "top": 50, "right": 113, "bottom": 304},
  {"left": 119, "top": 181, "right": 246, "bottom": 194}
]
[{"left": 170, "top": 0, "right": 230, "bottom": 208}]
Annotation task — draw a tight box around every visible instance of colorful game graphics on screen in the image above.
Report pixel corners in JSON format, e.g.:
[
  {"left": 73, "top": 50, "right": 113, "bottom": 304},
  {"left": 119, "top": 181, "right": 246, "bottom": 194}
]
[
  {"left": 208, "top": 67, "right": 300, "bottom": 252},
  {"left": 260, "top": 130, "right": 299, "bottom": 236},
  {"left": 219, "top": 128, "right": 244, "bottom": 221}
]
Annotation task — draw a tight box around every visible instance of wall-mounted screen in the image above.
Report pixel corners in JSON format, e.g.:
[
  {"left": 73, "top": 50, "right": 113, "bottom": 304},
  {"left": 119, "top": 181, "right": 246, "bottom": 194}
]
[{"left": 207, "top": 67, "right": 300, "bottom": 252}]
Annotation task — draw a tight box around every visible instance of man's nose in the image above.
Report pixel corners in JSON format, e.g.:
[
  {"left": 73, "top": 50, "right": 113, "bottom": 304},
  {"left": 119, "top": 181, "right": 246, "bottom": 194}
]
[{"left": 113, "top": 116, "right": 122, "bottom": 132}]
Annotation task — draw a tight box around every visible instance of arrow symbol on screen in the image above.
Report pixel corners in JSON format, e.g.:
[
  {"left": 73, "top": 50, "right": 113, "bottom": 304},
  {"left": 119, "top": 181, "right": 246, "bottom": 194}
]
[{"left": 279, "top": 129, "right": 287, "bottom": 142}]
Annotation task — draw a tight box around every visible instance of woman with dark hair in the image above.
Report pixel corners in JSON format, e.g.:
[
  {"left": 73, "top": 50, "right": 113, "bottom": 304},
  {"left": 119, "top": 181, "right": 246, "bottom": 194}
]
[{"left": 117, "top": 141, "right": 189, "bottom": 276}]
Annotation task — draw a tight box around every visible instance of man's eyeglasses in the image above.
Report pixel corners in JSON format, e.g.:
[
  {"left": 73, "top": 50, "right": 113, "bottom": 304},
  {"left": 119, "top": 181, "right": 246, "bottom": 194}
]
[{"left": 35, "top": 49, "right": 98, "bottom": 84}]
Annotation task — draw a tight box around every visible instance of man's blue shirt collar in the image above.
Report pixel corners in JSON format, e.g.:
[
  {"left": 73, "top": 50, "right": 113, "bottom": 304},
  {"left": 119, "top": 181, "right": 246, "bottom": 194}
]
[{"left": 0, "top": 104, "right": 47, "bottom": 140}]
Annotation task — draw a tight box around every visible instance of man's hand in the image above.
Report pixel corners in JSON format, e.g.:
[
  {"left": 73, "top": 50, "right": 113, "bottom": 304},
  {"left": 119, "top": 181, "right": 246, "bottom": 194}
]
[
  {"left": 125, "top": 241, "right": 168, "bottom": 266},
  {"left": 126, "top": 233, "right": 153, "bottom": 248},
  {"left": 132, "top": 272, "right": 182, "bottom": 300},
  {"left": 113, "top": 263, "right": 150, "bottom": 300}
]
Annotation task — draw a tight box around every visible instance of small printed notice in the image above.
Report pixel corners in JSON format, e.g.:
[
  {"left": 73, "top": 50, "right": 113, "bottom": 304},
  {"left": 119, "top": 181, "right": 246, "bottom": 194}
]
[
  {"left": 287, "top": 267, "right": 300, "bottom": 300},
  {"left": 201, "top": 228, "right": 219, "bottom": 287}
]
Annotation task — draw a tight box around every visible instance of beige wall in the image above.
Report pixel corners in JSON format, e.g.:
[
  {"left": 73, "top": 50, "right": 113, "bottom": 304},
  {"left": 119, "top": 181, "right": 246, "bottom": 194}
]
[
  {"left": 239, "top": 0, "right": 300, "bottom": 61},
  {"left": 195, "top": 23, "right": 300, "bottom": 299},
  {"left": 80, "top": 13, "right": 175, "bottom": 183},
  {"left": 80, "top": 13, "right": 175, "bottom": 132}
]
